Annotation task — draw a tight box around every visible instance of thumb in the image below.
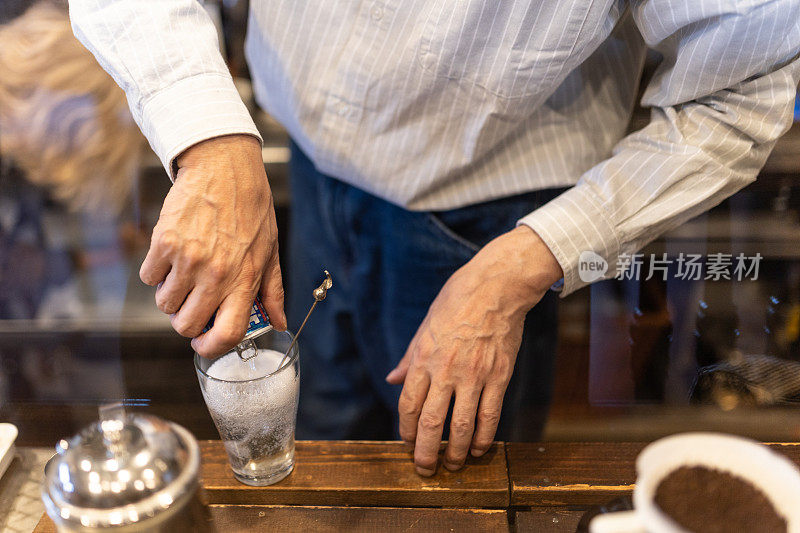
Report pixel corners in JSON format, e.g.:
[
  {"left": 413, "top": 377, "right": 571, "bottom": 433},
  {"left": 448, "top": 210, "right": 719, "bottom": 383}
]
[{"left": 386, "top": 349, "right": 413, "bottom": 384}]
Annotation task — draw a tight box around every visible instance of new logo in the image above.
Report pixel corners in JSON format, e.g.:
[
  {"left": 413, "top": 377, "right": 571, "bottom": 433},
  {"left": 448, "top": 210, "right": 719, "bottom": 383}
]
[{"left": 578, "top": 251, "right": 608, "bottom": 283}]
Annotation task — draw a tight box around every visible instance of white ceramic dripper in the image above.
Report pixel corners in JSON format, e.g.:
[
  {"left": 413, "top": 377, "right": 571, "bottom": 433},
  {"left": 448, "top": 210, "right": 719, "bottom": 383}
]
[{"left": 590, "top": 432, "right": 800, "bottom": 533}]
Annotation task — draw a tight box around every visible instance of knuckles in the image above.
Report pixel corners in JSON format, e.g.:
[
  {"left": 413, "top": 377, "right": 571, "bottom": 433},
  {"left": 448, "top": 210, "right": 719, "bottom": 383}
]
[
  {"left": 182, "top": 242, "right": 206, "bottom": 269},
  {"left": 155, "top": 229, "right": 180, "bottom": 255},
  {"left": 414, "top": 337, "right": 435, "bottom": 362},
  {"left": 465, "top": 355, "right": 490, "bottom": 378},
  {"left": 418, "top": 412, "right": 445, "bottom": 432},
  {"left": 155, "top": 230, "right": 225, "bottom": 278},
  {"left": 155, "top": 294, "right": 178, "bottom": 315},
  {"left": 490, "top": 357, "right": 512, "bottom": 380},
  {"left": 449, "top": 416, "right": 474, "bottom": 436},
  {"left": 206, "top": 261, "right": 228, "bottom": 284},
  {"left": 398, "top": 395, "right": 422, "bottom": 418},
  {"left": 476, "top": 407, "right": 501, "bottom": 428},
  {"left": 214, "top": 323, "right": 245, "bottom": 348},
  {"left": 172, "top": 316, "right": 202, "bottom": 338}
]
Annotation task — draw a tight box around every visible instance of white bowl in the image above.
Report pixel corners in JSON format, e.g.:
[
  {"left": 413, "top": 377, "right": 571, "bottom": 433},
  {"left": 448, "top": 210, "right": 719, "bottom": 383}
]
[
  {"left": 0, "top": 423, "right": 18, "bottom": 481},
  {"left": 590, "top": 432, "right": 800, "bottom": 533}
]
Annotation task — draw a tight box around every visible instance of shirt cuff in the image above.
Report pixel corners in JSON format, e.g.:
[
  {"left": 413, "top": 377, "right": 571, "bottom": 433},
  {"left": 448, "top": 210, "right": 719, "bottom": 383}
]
[
  {"left": 517, "top": 184, "right": 621, "bottom": 296},
  {"left": 137, "top": 73, "right": 263, "bottom": 179}
]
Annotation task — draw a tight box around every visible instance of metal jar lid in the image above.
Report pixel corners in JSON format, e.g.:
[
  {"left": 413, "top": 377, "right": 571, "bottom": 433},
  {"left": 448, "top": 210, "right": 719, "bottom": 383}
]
[{"left": 42, "top": 404, "right": 200, "bottom": 530}]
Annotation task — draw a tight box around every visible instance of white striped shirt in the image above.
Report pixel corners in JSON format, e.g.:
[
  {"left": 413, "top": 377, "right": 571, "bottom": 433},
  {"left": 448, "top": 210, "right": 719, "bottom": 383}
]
[{"left": 69, "top": 0, "right": 800, "bottom": 295}]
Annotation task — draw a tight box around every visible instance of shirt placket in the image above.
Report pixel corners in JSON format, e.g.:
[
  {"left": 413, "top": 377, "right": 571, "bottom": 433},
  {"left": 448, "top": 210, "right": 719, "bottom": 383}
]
[{"left": 320, "top": 1, "right": 396, "bottom": 169}]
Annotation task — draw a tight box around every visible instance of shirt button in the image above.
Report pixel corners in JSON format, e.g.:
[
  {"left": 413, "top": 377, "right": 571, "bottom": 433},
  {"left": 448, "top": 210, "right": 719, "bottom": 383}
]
[
  {"left": 337, "top": 103, "right": 349, "bottom": 116},
  {"left": 419, "top": 52, "right": 435, "bottom": 70},
  {"left": 370, "top": 6, "right": 383, "bottom": 21}
]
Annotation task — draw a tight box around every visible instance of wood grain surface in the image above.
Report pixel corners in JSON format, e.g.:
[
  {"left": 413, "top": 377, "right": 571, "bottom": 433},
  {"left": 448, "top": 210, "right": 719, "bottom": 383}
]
[
  {"left": 514, "top": 509, "right": 586, "bottom": 532},
  {"left": 201, "top": 440, "right": 510, "bottom": 508},
  {"left": 507, "top": 442, "right": 800, "bottom": 506},
  {"left": 32, "top": 440, "right": 800, "bottom": 531},
  {"left": 34, "top": 505, "right": 510, "bottom": 533}
]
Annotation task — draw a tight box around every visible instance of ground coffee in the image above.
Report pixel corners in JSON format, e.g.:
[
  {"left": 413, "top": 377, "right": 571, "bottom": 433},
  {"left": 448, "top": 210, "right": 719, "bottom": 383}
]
[{"left": 653, "top": 466, "right": 786, "bottom": 533}]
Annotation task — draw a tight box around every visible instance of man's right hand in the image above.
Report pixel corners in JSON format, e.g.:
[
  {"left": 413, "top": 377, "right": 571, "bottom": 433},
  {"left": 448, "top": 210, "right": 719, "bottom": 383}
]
[{"left": 140, "top": 134, "right": 286, "bottom": 357}]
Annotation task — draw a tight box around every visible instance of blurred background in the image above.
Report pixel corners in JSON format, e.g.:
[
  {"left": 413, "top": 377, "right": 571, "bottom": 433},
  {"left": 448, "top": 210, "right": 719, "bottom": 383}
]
[{"left": 2, "top": 0, "right": 800, "bottom": 446}]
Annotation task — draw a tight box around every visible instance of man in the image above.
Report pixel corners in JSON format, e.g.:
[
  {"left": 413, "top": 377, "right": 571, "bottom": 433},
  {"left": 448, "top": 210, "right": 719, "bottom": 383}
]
[{"left": 70, "top": 0, "right": 800, "bottom": 476}]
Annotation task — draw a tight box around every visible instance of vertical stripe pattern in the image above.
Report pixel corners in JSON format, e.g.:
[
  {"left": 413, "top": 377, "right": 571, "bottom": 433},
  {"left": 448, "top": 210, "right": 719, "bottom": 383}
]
[{"left": 69, "top": 0, "right": 800, "bottom": 294}]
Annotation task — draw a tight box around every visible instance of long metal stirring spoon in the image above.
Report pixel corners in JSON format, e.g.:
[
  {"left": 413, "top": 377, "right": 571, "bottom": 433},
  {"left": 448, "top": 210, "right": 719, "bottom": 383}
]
[{"left": 276, "top": 270, "right": 332, "bottom": 370}]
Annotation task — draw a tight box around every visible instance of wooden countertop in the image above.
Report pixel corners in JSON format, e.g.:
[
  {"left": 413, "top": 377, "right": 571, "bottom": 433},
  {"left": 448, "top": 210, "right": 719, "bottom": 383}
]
[
  {"left": 31, "top": 440, "right": 800, "bottom": 532},
  {"left": 200, "top": 440, "right": 509, "bottom": 508}
]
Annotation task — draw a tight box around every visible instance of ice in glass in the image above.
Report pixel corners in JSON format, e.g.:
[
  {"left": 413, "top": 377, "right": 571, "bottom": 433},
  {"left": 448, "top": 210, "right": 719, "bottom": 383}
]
[{"left": 195, "top": 329, "right": 299, "bottom": 486}]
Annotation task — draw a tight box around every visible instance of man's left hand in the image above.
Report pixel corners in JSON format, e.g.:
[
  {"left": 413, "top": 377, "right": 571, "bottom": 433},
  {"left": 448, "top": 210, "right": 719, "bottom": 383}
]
[{"left": 385, "top": 226, "right": 563, "bottom": 476}]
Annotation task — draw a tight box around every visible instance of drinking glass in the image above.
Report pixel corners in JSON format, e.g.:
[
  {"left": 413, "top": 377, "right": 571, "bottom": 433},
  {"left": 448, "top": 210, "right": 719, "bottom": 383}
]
[{"left": 195, "top": 329, "right": 299, "bottom": 486}]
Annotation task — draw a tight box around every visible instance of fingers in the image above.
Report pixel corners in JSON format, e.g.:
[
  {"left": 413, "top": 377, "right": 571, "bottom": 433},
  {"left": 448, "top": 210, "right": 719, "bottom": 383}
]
[
  {"left": 169, "top": 285, "right": 220, "bottom": 338},
  {"left": 191, "top": 290, "right": 252, "bottom": 357},
  {"left": 142, "top": 137, "right": 281, "bottom": 350},
  {"left": 140, "top": 238, "right": 172, "bottom": 286},
  {"left": 155, "top": 268, "right": 193, "bottom": 315},
  {"left": 470, "top": 381, "right": 506, "bottom": 457},
  {"left": 443, "top": 386, "right": 481, "bottom": 471},
  {"left": 397, "top": 360, "right": 430, "bottom": 443},
  {"left": 389, "top": 327, "right": 425, "bottom": 385},
  {"left": 259, "top": 250, "right": 287, "bottom": 331},
  {"left": 413, "top": 385, "right": 453, "bottom": 476},
  {"left": 386, "top": 350, "right": 412, "bottom": 384}
]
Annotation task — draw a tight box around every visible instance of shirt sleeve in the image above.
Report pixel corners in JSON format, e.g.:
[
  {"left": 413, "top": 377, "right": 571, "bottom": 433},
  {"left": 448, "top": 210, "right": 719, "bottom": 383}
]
[
  {"left": 518, "top": 0, "right": 800, "bottom": 296},
  {"left": 68, "top": 0, "right": 262, "bottom": 178}
]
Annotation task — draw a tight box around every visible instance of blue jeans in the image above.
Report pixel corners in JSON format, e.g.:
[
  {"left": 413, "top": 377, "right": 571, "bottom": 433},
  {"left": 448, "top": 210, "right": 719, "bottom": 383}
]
[{"left": 288, "top": 142, "right": 563, "bottom": 441}]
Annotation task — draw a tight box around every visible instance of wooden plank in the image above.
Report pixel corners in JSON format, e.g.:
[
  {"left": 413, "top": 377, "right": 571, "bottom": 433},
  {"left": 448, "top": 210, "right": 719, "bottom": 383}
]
[
  {"left": 507, "top": 442, "right": 800, "bottom": 507},
  {"left": 205, "top": 505, "right": 508, "bottom": 532},
  {"left": 201, "top": 440, "right": 509, "bottom": 508},
  {"left": 514, "top": 509, "right": 585, "bottom": 533},
  {"left": 35, "top": 505, "right": 509, "bottom": 533},
  {"left": 507, "top": 442, "right": 641, "bottom": 506}
]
